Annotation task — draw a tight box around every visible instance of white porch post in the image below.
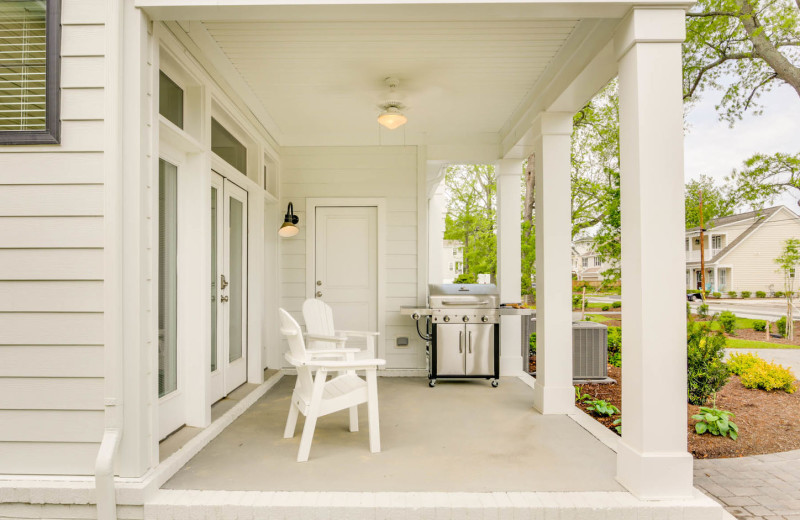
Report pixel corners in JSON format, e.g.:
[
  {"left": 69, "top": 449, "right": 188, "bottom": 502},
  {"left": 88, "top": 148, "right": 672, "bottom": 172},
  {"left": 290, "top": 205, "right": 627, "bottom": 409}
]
[
  {"left": 713, "top": 265, "right": 719, "bottom": 293},
  {"left": 615, "top": 8, "right": 694, "bottom": 499},
  {"left": 532, "top": 112, "right": 574, "bottom": 414},
  {"left": 428, "top": 182, "right": 446, "bottom": 284},
  {"left": 496, "top": 158, "right": 524, "bottom": 375}
]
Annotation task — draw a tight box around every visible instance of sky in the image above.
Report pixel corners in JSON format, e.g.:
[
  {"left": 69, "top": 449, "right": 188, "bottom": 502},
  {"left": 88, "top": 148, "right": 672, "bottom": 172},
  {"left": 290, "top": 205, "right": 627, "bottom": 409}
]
[{"left": 683, "top": 82, "right": 800, "bottom": 210}]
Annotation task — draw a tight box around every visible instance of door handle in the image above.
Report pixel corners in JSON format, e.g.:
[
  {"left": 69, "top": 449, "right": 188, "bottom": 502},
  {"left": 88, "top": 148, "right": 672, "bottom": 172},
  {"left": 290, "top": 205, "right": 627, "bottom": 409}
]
[
  {"left": 220, "top": 295, "right": 229, "bottom": 303},
  {"left": 316, "top": 291, "right": 322, "bottom": 297},
  {"left": 220, "top": 274, "right": 228, "bottom": 290},
  {"left": 459, "top": 330, "right": 463, "bottom": 354},
  {"left": 468, "top": 331, "right": 472, "bottom": 354},
  {"left": 316, "top": 280, "right": 322, "bottom": 286}
]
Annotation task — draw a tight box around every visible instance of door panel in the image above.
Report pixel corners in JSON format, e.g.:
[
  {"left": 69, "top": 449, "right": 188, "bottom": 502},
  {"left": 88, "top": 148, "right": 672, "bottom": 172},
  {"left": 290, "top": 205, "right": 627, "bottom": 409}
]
[
  {"left": 315, "top": 207, "right": 377, "bottom": 347},
  {"left": 436, "top": 324, "right": 465, "bottom": 375},
  {"left": 466, "top": 324, "right": 494, "bottom": 375}
]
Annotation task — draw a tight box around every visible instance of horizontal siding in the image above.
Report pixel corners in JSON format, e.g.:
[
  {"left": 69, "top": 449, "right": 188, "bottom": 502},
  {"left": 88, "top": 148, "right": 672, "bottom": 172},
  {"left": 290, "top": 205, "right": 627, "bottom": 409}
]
[
  {"left": 279, "top": 146, "right": 422, "bottom": 369},
  {"left": 0, "top": 410, "right": 104, "bottom": 442},
  {"left": 0, "top": 249, "right": 103, "bottom": 279},
  {"left": 0, "top": 442, "right": 99, "bottom": 475},
  {"left": 0, "top": 1, "right": 107, "bottom": 478},
  {"left": 0, "top": 504, "right": 144, "bottom": 520},
  {"left": 723, "top": 210, "right": 800, "bottom": 292},
  {"left": 0, "top": 345, "right": 104, "bottom": 377}
]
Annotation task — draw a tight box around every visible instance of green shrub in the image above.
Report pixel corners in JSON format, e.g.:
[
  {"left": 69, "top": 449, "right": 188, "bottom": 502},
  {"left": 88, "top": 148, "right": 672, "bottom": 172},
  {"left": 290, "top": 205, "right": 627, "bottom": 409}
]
[
  {"left": 692, "top": 406, "right": 738, "bottom": 440},
  {"left": 752, "top": 320, "right": 767, "bottom": 332},
  {"left": 572, "top": 294, "right": 582, "bottom": 307},
  {"left": 727, "top": 291, "right": 737, "bottom": 298},
  {"left": 698, "top": 304, "right": 709, "bottom": 318},
  {"left": 687, "top": 320, "right": 730, "bottom": 405},
  {"left": 741, "top": 290, "right": 752, "bottom": 298},
  {"left": 607, "top": 326, "right": 621, "bottom": 368},
  {"left": 756, "top": 291, "right": 766, "bottom": 298},
  {"left": 719, "top": 311, "right": 737, "bottom": 334},
  {"left": 775, "top": 291, "right": 785, "bottom": 298},
  {"left": 529, "top": 333, "right": 536, "bottom": 357},
  {"left": 586, "top": 398, "right": 620, "bottom": 417},
  {"left": 728, "top": 353, "right": 763, "bottom": 375},
  {"left": 712, "top": 292, "right": 721, "bottom": 299},
  {"left": 740, "top": 362, "right": 798, "bottom": 393},
  {"left": 601, "top": 305, "right": 610, "bottom": 311},
  {"left": 454, "top": 273, "right": 476, "bottom": 284},
  {"left": 687, "top": 302, "right": 691, "bottom": 317},
  {"left": 612, "top": 301, "right": 621, "bottom": 308},
  {"left": 777, "top": 316, "right": 787, "bottom": 336}
]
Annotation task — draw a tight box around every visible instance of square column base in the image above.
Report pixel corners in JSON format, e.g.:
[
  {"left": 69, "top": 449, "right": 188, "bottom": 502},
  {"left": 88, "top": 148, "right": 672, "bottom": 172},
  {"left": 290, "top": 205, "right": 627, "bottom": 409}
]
[
  {"left": 499, "top": 316, "right": 524, "bottom": 376},
  {"left": 532, "top": 383, "right": 574, "bottom": 415},
  {"left": 616, "top": 439, "right": 694, "bottom": 499}
]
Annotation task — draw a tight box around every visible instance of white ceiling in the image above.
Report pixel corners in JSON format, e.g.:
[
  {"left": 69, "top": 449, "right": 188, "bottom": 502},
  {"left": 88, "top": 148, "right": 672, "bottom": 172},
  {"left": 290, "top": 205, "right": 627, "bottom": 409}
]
[{"left": 203, "top": 19, "right": 580, "bottom": 146}]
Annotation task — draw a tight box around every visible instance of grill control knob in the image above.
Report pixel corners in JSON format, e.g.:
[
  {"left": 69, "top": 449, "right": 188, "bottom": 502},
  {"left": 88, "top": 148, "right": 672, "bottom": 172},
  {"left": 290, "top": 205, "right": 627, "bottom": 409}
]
[
  {"left": 443, "top": 315, "right": 451, "bottom": 322},
  {"left": 462, "top": 315, "right": 470, "bottom": 323},
  {"left": 481, "top": 316, "right": 489, "bottom": 323}
]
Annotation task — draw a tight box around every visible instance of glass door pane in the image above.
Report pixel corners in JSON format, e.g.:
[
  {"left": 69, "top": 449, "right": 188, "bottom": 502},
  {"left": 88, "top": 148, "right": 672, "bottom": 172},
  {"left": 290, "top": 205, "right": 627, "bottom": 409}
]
[
  {"left": 229, "top": 198, "right": 244, "bottom": 362},
  {"left": 158, "top": 159, "right": 178, "bottom": 397},
  {"left": 211, "top": 186, "right": 218, "bottom": 372}
]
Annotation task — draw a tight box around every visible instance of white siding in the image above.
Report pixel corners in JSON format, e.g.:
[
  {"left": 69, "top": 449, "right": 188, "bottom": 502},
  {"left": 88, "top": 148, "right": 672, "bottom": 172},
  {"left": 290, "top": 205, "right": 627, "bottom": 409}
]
[
  {"left": 0, "top": 0, "right": 106, "bottom": 475},
  {"left": 722, "top": 208, "right": 800, "bottom": 293},
  {"left": 279, "top": 146, "right": 424, "bottom": 369}
]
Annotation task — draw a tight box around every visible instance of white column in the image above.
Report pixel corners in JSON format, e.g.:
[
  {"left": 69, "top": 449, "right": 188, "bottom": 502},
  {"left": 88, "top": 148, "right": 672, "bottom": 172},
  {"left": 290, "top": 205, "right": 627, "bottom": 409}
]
[
  {"left": 496, "top": 158, "right": 524, "bottom": 376},
  {"left": 713, "top": 266, "right": 718, "bottom": 293},
  {"left": 428, "top": 183, "right": 446, "bottom": 285},
  {"left": 615, "top": 7, "right": 694, "bottom": 499},
  {"left": 532, "top": 112, "right": 574, "bottom": 414}
]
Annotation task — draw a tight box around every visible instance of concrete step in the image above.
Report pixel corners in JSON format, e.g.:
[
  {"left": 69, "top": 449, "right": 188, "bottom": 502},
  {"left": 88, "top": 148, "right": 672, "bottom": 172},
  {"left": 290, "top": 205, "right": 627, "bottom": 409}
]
[{"left": 144, "top": 489, "right": 724, "bottom": 519}]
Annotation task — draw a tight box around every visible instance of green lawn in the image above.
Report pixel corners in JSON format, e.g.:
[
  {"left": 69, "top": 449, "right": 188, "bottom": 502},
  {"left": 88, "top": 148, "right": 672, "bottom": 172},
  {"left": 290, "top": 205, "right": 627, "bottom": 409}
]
[
  {"left": 706, "top": 317, "right": 760, "bottom": 331},
  {"left": 584, "top": 314, "right": 612, "bottom": 323},
  {"left": 727, "top": 338, "right": 800, "bottom": 349}
]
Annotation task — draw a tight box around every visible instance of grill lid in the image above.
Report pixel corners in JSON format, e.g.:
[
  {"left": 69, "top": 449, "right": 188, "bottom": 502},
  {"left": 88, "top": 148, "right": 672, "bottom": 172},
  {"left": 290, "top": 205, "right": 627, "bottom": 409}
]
[{"left": 428, "top": 284, "right": 499, "bottom": 309}]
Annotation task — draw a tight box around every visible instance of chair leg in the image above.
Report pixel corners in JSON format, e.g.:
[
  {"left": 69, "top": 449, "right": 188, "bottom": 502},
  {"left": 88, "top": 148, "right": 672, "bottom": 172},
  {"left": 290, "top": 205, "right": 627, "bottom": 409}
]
[
  {"left": 349, "top": 406, "right": 359, "bottom": 432},
  {"left": 284, "top": 400, "right": 299, "bottom": 439},
  {"left": 366, "top": 369, "right": 380, "bottom": 453},
  {"left": 297, "top": 370, "right": 326, "bottom": 462}
]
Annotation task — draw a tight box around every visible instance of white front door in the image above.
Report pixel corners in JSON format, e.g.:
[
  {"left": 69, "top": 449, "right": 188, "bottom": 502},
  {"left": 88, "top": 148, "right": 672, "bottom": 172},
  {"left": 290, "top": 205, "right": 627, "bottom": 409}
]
[
  {"left": 314, "top": 206, "right": 378, "bottom": 349},
  {"left": 210, "top": 172, "right": 249, "bottom": 402}
]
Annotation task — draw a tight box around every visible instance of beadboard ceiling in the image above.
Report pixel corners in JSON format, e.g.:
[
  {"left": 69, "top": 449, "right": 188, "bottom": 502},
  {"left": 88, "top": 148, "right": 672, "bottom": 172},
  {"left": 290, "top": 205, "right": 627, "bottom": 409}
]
[{"left": 202, "top": 19, "right": 579, "bottom": 146}]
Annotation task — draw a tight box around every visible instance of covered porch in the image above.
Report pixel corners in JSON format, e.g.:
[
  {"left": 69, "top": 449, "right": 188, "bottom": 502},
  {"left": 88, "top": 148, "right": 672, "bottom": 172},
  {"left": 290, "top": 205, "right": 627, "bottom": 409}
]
[{"left": 108, "top": 0, "right": 721, "bottom": 517}]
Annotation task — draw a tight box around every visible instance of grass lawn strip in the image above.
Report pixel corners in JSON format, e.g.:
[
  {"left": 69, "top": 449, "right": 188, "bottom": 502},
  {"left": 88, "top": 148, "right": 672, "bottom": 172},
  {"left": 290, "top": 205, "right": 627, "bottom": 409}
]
[{"left": 727, "top": 338, "right": 800, "bottom": 349}]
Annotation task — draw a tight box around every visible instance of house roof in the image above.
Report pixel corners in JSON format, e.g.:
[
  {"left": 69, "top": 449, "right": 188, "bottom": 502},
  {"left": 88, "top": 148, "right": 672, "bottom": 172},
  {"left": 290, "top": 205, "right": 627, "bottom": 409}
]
[{"left": 686, "top": 206, "right": 782, "bottom": 233}]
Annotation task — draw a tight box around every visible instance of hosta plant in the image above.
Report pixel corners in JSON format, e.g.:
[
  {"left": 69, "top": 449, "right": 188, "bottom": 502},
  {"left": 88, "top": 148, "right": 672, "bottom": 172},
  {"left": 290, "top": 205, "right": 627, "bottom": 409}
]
[
  {"left": 586, "top": 399, "right": 619, "bottom": 417},
  {"left": 692, "top": 406, "right": 738, "bottom": 440},
  {"left": 612, "top": 418, "right": 621, "bottom": 435},
  {"left": 574, "top": 387, "right": 592, "bottom": 403}
]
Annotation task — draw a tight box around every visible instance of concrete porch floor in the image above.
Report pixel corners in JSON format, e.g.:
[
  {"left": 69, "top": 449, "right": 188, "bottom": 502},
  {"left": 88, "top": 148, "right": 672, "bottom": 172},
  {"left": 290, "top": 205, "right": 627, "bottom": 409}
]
[{"left": 163, "top": 375, "right": 624, "bottom": 493}]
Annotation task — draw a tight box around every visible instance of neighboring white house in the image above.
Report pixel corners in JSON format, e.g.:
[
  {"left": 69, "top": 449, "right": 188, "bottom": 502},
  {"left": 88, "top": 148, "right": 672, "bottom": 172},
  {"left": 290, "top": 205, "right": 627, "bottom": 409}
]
[
  {"left": 685, "top": 205, "right": 800, "bottom": 294},
  {"left": 441, "top": 240, "right": 464, "bottom": 283},
  {"left": 572, "top": 238, "right": 612, "bottom": 281},
  {"left": 0, "top": 1, "right": 721, "bottom": 519}
]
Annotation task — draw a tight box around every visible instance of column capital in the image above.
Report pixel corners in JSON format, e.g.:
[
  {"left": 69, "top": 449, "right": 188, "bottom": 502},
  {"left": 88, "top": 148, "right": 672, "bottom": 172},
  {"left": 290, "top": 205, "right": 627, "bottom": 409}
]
[
  {"left": 531, "top": 111, "right": 573, "bottom": 141},
  {"left": 614, "top": 7, "right": 687, "bottom": 61},
  {"left": 495, "top": 158, "right": 524, "bottom": 177}
]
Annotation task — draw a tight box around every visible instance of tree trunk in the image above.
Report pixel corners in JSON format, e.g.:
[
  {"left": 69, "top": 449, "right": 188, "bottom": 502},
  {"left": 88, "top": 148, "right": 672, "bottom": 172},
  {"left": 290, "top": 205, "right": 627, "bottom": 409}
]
[
  {"left": 738, "top": 0, "right": 800, "bottom": 98},
  {"left": 523, "top": 154, "right": 535, "bottom": 237}
]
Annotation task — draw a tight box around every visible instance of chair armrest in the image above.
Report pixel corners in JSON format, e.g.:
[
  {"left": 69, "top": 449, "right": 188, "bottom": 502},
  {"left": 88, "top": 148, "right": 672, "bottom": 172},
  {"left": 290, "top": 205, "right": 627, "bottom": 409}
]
[
  {"left": 336, "top": 330, "right": 380, "bottom": 338},
  {"left": 307, "top": 348, "right": 361, "bottom": 357},
  {"left": 311, "top": 358, "right": 387, "bottom": 370},
  {"left": 305, "top": 333, "right": 348, "bottom": 343}
]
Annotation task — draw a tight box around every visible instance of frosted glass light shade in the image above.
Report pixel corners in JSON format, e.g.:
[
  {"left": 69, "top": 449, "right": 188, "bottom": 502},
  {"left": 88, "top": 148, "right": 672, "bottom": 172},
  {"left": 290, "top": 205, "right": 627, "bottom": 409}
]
[{"left": 378, "top": 107, "right": 407, "bottom": 129}]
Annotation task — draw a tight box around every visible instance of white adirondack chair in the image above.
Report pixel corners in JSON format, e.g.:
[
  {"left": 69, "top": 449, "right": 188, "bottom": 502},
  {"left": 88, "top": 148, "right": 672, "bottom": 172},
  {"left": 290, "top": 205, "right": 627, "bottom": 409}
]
[
  {"left": 302, "top": 298, "right": 380, "bottom": 359},
  {"left": 279, "top": 308, "right": 385, "bottom": 462}
]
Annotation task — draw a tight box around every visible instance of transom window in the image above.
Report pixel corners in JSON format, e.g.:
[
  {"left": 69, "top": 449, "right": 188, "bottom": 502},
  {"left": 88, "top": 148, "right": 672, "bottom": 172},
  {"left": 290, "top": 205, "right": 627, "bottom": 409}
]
[
  {"left": 0, "top": 0, "right": 59, "bottom": 144},
  {"left": 211, "top": 117, "right": 247, "bottom": 175},
  {"left": 159, "top": 71, "right": 184, "bottom": 129}
]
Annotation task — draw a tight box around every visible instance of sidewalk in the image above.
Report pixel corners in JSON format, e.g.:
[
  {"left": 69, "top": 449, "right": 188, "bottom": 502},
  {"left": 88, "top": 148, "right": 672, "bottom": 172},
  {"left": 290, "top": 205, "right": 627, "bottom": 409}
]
[{"left": 695, "top": 449, "right": 800, "bottom": 519}]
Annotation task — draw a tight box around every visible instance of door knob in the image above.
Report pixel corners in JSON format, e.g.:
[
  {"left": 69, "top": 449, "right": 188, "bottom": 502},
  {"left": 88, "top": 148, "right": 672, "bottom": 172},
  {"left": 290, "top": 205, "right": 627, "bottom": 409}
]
[
  {"left": 220, "top": 295, "right": 229, "bottom": 302},
  {"left": 220, "top": 274, "right": 228, "bottom": 290},
  {"left": 316, "top": 291, "right": 322, "bottom": 297},
  {"left": 316, "top": 280, "right": 322, "bottom": 286}
]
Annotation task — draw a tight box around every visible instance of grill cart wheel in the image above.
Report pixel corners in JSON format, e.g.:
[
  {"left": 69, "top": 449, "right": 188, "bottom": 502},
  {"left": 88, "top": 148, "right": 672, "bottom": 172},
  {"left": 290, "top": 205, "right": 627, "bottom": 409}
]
[
  {"left": 491, "top": 380, "right": 499, "bottom": 388},
  {"left": 429, "top": 379, "right": 436, "bottom": 388}
]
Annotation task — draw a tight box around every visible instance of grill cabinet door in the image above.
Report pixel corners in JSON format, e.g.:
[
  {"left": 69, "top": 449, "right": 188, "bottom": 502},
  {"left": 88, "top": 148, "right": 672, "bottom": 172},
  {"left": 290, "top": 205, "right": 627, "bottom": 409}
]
[
  {"left": 465, "top": 323, "right": 494, "bottom": 375},
  {"left": 436, "top": 324, "right": 465, "bottom": 375}
]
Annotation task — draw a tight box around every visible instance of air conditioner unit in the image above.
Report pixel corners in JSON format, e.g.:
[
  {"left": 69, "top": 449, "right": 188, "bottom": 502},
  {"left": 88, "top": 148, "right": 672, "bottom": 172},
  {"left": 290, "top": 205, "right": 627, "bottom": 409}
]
[{"left": 524, "top": 319, "right": 608, "bottom": 380}]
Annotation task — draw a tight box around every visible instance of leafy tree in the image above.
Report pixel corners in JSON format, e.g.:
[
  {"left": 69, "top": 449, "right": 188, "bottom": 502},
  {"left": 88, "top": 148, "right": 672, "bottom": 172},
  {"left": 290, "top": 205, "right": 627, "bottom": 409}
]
[
  {"left": 443, "top": 164, "right": 497, "bottom": 281},
  {"left": 522, "top": 159, "right": 536, "bottom": 297},
  {"left": 685, "top": 175, "right": 739, "bottom": 229},
  {"left": 684, "top": 0, "right": 800, "bottom": 206},
  {"left": 775, "top": 238, "right": 800, "bottom": 340}
]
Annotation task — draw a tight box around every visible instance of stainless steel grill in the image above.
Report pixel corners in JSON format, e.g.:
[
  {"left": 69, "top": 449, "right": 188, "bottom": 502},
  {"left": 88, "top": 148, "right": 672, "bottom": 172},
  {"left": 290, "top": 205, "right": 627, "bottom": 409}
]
[{"left": 404, "top": 284, "right": 501, "bottom": 388}]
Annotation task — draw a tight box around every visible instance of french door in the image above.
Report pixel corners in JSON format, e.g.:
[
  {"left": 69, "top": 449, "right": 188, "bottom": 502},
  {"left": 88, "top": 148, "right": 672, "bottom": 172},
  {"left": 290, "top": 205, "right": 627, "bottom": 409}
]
[{"left": 210, "top": 172, "right": 248, "bottom": 402}]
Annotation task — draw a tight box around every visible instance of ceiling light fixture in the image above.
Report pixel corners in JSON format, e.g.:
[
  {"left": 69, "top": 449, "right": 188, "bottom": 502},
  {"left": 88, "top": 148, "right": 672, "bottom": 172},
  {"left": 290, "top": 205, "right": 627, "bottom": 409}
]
[{"left": 377, "top": 77, "right": 407, "bottom": 130}]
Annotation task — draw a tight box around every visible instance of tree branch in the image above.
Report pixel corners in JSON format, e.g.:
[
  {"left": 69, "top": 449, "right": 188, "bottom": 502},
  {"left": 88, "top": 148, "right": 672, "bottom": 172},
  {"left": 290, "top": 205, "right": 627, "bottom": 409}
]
[{"left": 687, "top": 10, "right": 739, "bottom": 17}]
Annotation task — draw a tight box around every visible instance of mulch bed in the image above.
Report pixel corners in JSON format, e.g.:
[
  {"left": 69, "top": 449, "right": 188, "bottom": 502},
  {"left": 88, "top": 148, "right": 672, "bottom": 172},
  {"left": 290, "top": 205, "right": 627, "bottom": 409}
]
[
  {"left": 530, "top": 359, "right": 800, "bottom": 459},
  {"left": 726, "top": 324, "right": 800, "bottom": 347}
]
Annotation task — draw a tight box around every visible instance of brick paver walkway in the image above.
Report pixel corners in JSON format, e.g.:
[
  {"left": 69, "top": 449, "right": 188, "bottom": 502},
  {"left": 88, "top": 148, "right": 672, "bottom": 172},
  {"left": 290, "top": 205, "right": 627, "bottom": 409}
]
[{"left": 694, "top": 449, "right": 800, "bottom": 519}]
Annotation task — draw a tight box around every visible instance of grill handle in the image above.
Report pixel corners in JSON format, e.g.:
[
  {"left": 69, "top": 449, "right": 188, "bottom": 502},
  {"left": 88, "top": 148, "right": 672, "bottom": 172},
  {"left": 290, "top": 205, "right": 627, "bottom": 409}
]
[
  {"left": 468, "top": 331, "right": 472, "bottom": 353},
  {"left": 440, "top": 299, "right": 491, "bottom": 306},
  {"left": 459, "top": 331, "right": 463, "bottom": 354}
]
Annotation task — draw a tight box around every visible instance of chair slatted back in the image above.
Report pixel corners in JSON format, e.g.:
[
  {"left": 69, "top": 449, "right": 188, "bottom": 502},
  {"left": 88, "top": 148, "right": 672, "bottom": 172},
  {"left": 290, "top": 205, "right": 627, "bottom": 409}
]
[
  {"left": 302, "top": 299, "right": 336, "bottom": 350},
  {"left": 279, "top": 308, "right": 314, "bottom": 398}
]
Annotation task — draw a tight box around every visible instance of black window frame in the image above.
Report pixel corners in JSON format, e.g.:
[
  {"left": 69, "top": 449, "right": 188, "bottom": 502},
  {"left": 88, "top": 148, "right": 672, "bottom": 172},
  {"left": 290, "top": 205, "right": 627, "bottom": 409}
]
[{"left": 0, "top": 0, "right": 61, "bottom": 145}]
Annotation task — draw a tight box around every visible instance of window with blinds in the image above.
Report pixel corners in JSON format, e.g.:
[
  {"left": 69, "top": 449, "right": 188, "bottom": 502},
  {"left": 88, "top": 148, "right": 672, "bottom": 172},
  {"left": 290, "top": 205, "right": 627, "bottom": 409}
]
[{"left": 0, "top": 0, "right": 59, "bottom": 144}]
